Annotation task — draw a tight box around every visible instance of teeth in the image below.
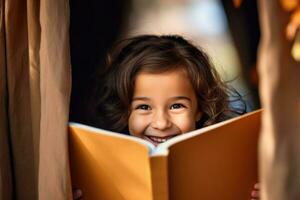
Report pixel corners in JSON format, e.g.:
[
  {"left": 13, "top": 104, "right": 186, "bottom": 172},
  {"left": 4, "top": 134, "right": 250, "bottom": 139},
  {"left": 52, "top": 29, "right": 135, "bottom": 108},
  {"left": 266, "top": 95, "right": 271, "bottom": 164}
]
[
  {"left": 149, "top": 136, "right": 168, "bottom": 143},
  {"left": 145, "top": 134, "right": 179, "bottom": 144}
]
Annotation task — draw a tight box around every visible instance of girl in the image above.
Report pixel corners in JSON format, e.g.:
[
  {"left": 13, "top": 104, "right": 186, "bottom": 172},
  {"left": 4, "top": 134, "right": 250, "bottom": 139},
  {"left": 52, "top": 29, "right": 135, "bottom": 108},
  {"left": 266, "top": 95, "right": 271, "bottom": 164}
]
[
  {"left": 91, "top": 34, "right": 246, "bottom": 144},
  {"left": 77, "top": 34, "right": 259, "bottom": 199}
]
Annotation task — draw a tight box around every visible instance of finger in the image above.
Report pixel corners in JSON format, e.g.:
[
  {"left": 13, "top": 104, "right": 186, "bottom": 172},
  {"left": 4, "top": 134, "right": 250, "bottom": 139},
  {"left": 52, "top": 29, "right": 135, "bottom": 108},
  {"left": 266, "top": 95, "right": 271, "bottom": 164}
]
[
  {"left": 73, "top": 189, "right": 83, "bottom": 200},
  {"left": 251, "top": 190, "right": 260, "bottom": 198},
  {"left": 254, "top": 183, "right": 260, "bottom": 190}
]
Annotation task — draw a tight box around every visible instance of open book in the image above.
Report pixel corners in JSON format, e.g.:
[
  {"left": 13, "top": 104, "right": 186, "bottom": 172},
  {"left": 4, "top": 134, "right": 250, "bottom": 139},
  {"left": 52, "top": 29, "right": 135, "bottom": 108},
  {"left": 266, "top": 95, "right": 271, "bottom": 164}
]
[{"left": 69, "top": 109, "right": 261, "bottom": 200}]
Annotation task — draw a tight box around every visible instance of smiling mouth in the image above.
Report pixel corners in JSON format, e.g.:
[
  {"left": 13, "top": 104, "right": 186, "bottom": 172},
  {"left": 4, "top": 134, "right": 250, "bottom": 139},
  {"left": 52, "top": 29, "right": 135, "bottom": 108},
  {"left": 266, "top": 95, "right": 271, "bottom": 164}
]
[{"left": 144, "top": 134, "right": 179, "bottom": 145}]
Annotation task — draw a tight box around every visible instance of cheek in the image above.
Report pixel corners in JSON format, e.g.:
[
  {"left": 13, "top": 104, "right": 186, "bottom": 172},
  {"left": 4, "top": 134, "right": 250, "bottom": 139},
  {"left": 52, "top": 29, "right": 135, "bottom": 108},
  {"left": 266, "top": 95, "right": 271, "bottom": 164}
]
[
  {"left": 172, "top": 114, "right": 197, "bottom": 133},
  {"left": 128, "top": 114, "right": 149, "bottom": 137}
]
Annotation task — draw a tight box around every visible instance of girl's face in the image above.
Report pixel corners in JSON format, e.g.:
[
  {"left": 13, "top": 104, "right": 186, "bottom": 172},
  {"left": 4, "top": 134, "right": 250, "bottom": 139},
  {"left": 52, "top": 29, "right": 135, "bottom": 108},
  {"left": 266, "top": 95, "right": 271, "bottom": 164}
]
[{"left": 128, "top": 69, "right": 202, "bottom": 146}]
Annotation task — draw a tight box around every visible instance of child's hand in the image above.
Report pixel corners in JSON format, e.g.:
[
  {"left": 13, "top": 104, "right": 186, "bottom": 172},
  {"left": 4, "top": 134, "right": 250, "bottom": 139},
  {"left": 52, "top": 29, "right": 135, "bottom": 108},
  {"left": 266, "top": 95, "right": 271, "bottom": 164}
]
[
  {"left": 250, "top": 183, "right": 260, "bottom": 200},
  {"left": 73, "top": 189, "right": 83, "bottom": 200}
]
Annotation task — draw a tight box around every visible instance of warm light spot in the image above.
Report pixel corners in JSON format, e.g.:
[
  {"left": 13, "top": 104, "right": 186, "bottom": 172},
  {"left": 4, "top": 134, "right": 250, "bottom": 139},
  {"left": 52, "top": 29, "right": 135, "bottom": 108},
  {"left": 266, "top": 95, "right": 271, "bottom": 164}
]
[
  {"left": 233, "top": 0, "right": 242, "bottom": 8},
  {"left": 287, "top": 7, "right": 300, "bottom": 40},
  {"left": 281, "top": 0, "right": 299, "bottom": 11},
  {"left": 291, "top": 31, "right": 300, "bottom": 61}
]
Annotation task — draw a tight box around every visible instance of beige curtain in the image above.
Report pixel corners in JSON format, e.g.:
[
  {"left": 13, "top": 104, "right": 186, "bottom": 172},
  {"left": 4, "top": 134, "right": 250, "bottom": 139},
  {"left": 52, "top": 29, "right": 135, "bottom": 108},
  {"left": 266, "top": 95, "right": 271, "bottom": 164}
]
[
  {"left": 0, "top": 0, "right": 72, "bottom": 199},
  {"left": 258, "top": 0, "right": 300, "bottom": 200}
]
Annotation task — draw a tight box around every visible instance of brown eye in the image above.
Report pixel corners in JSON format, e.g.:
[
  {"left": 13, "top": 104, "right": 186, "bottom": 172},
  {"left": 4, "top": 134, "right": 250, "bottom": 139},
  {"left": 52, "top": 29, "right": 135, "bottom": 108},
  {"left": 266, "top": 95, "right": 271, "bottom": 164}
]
[
  {"left": 170, "top": 103, "right": 185, "bottom": 109},
  {"left": 136, "top": 104, "right": 151, "bottom": 110}
]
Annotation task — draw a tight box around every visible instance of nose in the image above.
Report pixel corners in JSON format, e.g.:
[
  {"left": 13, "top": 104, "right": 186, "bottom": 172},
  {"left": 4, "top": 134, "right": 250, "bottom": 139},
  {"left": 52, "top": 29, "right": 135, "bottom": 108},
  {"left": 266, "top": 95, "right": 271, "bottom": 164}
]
[{"left": 151, "top": 110, "right": 172, "bottom": 130}]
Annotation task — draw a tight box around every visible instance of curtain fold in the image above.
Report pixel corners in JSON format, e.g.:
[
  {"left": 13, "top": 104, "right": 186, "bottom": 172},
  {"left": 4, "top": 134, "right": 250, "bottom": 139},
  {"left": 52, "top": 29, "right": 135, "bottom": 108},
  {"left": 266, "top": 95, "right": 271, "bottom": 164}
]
[
  {"left": 0, "top": 0, "right": 72, "bottom": 199},
  {"left": 0, "top": 1, "right": 13, "bottom": 199},
  {"left": 38, "top": 0, "right": 72, "bottom": 199},
  {"left": 258, "top": 0, "right": 300, "bottom": 199},
  {"left": 5, "top": 0, "right": 36, "bottom": 198}
]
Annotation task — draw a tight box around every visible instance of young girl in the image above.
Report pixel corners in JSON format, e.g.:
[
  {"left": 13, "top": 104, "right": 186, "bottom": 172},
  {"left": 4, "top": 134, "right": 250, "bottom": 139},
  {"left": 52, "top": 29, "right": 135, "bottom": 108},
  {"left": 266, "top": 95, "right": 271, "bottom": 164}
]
[
  {"left": 91, "top": 34, "right": 246, "bottom": 143},
  {"left": 76, "top": 34, "right": 259, "bottom": 199}
]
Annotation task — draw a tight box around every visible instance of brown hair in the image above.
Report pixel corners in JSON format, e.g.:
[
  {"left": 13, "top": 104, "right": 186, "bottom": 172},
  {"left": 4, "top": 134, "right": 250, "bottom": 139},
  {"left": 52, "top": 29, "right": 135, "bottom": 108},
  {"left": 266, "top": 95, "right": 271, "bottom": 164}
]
[{"left": 91, "top": 35, "right": 245, "bottom": 133}]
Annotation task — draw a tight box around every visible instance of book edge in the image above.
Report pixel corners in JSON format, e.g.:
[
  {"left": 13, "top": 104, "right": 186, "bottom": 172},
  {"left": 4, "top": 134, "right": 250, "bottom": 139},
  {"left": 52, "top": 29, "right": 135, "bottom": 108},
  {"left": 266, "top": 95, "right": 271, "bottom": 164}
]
[
  {"left": 69, "top": 122, "right": 156, "bottom": 153},
  {"left": 153, "top": 109, "right": 262, "bottom": 155}
]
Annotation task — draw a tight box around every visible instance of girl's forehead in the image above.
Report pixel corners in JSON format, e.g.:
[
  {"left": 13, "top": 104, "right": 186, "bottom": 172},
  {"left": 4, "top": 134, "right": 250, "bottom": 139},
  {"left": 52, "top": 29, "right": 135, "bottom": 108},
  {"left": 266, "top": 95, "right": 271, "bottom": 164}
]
[
  {"left": 132, "top": 68, "right": 199, "bottom": 107},
  {"left": 134, "top": 68, "right": 194, "bottom": 92},
  {"left": 134, "top": 69, "right": 194, "bottom": 93}
]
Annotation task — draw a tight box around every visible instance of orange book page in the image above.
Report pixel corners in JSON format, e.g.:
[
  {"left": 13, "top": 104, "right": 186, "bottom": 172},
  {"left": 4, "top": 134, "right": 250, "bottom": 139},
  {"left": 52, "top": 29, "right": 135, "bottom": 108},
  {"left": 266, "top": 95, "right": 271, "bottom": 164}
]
[
  {"left": 150, "top": 155, "right": 169, "bottom": 200},
  {"left": 167, "top": 110, "right": 261, "bottom": 200},
  {"left": 69, "top": 126, "right": 154, "bottom": 200}
]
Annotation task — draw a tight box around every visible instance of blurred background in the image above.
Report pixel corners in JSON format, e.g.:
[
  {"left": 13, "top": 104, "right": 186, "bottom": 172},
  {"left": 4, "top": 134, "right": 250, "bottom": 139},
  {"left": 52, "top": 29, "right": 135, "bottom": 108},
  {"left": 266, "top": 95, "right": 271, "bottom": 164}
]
[{"left": 69, "top": 0, "right": 260, "bottom": 125}]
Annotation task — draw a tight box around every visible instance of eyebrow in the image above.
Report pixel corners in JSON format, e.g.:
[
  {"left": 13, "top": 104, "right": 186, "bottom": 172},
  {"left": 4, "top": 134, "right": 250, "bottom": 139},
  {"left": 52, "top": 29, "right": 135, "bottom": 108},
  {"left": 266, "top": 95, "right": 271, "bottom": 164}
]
[
  {"left": 132, "top": 96, "right": 191, "bottom": 101},
  {"left": 170, "top": 96, "right": 191, "bottom": 101},
  {"left": 132, "top": 97, "right": 150, "bottom": 101}
]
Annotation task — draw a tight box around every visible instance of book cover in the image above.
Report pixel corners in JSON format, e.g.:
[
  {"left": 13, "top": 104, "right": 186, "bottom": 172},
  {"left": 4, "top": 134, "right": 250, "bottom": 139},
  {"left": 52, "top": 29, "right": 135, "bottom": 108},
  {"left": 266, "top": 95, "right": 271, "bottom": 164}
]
[{"left": 69, "top": 109, "right": 261, "bottom": 200}]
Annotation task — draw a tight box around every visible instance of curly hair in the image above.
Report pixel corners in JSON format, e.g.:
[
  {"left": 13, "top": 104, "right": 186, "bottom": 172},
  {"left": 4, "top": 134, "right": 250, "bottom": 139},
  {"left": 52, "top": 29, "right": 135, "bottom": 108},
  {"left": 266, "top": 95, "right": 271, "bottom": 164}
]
[{"left": 90, "top": 35, "right": 246, "bottom": 133}]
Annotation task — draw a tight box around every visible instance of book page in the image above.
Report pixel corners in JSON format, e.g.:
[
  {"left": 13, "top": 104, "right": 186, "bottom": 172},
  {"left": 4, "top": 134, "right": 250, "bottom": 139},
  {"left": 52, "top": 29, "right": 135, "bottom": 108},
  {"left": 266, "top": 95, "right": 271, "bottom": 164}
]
[
  {"left": 161, "top": 110, "right": 261, "bottom": 199},
  {"left": 150, "top": 155, "right": 169, "bottom": 200},
  {"left": 154, "top": 110, "right": 261, "bottom": 154},
  {"left": 69, "top": 124, "right": 155, "bottom": 200}
]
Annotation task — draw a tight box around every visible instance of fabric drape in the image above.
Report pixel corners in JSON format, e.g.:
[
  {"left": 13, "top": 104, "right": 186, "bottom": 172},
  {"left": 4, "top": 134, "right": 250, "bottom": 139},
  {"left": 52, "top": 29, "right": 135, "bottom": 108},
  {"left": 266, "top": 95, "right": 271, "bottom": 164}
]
[
  {"left": 0, "top": 0, "right": 72, "bottom": 199},
  {"left": 258, "top": 1, "right": 300, "bottom": 200}
]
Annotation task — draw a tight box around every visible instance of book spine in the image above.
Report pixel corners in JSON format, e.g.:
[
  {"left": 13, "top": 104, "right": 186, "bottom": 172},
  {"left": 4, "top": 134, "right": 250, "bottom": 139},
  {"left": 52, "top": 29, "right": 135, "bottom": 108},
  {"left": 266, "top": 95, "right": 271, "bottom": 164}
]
[{"left": 150, "top": 155, "right": 169, "bottom": 200}]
